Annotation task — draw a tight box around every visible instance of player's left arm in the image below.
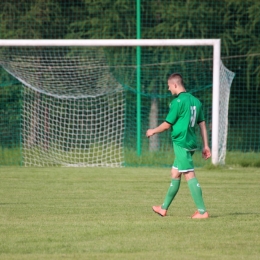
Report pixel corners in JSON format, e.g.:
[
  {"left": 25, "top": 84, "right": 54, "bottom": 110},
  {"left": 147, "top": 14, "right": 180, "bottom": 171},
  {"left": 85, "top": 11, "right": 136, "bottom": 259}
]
[
  {"left": 146, "top": 121, "right": 171, "bottom": 137},
  {"left": 198, "top": 121, "right": 211, "bottom": 159}
]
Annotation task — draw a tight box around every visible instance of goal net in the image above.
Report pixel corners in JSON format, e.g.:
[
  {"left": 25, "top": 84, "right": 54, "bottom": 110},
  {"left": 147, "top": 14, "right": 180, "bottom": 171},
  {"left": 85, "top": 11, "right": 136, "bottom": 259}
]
[{"left": 0, "top": 40, "right": 235, "bottom": 167}]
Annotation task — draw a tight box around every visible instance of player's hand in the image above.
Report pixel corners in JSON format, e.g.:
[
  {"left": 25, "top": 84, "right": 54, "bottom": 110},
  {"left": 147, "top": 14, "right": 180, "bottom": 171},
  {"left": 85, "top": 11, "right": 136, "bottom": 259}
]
[
  {"left": 146, "top": 129, "right": 154, "bottom": 138},
  {"left": 202, "top": 146, "right": 211, "bottom": 160}
]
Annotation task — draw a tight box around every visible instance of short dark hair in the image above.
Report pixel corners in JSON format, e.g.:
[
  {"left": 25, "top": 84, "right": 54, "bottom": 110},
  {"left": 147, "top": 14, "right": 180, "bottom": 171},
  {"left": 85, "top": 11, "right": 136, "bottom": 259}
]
[{"left": 168, "top": 73, "right": 184, "bottom": 86}]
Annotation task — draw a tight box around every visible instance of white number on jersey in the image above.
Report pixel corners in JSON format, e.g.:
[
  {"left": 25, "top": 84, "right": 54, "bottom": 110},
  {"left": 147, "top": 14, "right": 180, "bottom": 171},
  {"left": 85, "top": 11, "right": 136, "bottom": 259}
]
[{"left": 190, "top": 106, "right": 196, "bottom": 127}]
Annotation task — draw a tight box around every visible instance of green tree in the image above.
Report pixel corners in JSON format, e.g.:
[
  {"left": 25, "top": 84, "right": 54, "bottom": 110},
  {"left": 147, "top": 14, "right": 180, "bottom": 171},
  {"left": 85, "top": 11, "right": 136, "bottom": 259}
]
[
  {"left": 67, "top": 0, "right": 136, "bottom": 39},
  {"left": 233, "top": 0, "right": 260, "bottom": 89}
]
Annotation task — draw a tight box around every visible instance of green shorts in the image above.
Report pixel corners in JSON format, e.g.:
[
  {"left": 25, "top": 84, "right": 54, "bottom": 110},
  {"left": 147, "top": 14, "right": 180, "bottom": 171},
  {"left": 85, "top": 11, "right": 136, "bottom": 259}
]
[{"left": 172, "top": 143, "right": 195, "bottom": 172}]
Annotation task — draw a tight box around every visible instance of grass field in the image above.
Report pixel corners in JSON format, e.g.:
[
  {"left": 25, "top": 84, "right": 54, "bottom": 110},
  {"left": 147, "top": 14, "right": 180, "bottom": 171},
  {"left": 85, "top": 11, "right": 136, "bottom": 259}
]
[{"left": 0, "top": 166, "right": 260, "bottom": 259}]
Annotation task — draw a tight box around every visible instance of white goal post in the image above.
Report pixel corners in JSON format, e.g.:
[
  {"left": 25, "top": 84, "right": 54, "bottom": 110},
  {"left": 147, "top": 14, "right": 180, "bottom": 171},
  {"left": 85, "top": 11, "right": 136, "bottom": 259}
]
[{"left": 0, "top": 39, "right": 227, "bottom": 165}]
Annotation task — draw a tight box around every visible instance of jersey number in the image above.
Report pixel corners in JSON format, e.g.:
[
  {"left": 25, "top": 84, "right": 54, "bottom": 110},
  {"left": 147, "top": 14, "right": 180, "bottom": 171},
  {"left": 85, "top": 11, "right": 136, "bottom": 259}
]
[{"left": 190, "top": 106, "right": 196, "bottom": 127}]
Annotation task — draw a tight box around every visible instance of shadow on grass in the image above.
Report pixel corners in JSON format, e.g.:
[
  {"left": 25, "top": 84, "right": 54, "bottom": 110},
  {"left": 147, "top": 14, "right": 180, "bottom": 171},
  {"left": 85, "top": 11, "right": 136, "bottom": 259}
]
[
  {"left": 0, "top": 203, "right": 28, "bottom": 205},
  {"left": 228, "top": 212, "right": 260, "bottom": 216},
  {"left": 210, "top": 212, "right": 260, "bottom": 218}
]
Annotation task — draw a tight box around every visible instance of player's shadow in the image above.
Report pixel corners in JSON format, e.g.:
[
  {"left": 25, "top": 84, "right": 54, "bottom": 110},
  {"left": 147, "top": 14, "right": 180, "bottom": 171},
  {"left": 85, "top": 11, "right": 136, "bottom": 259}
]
[
  {"left": 211, "top": 212, "right": 260, "bottom": 218},
  {"left": 228, "top": 212, "right": 260, "bottom": 216},
  {"left": 0, "top": 203, "right": 27, "bottom": 205}
]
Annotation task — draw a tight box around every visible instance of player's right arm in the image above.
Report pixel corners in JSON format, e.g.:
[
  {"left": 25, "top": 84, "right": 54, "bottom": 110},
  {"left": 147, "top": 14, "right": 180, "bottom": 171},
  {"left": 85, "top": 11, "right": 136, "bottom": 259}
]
[{"left": 198, "top": 121, "right": 211, "bottom": 159}]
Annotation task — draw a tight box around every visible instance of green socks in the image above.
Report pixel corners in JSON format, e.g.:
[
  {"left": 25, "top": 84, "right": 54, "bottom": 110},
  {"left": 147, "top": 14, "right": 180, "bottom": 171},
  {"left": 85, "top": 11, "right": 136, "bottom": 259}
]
[
  {"left": 187, "top": 177, "right": 206, "bottom": 214},
  {"left": 161, "top": 179, "right": 180, "bottom": 210},
  {"left": 161, "top": 177, "right": 206, "bottom": 213}
]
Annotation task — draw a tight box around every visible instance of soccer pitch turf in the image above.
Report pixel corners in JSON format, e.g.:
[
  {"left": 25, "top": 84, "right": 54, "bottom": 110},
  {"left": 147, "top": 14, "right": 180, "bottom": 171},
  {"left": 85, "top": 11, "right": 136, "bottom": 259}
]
[{"left": 0, "top": 166, "right": 259, "bottom": 259}]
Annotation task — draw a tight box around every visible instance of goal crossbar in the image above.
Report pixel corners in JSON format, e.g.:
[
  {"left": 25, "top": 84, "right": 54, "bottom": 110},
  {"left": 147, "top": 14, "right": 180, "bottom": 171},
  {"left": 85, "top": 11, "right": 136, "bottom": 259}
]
[
  {"left": 0, "top": 39, "right": 220, "bottom": 47},
  {"left": 0, "top": 39, "right": 221, "bottom": 165}
]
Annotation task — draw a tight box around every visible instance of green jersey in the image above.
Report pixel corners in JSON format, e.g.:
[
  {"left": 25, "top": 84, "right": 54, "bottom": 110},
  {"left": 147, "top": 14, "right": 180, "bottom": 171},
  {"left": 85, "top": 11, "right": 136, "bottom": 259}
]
[{"left": 165, "top": 92, "right": 205, "bottom": 150}]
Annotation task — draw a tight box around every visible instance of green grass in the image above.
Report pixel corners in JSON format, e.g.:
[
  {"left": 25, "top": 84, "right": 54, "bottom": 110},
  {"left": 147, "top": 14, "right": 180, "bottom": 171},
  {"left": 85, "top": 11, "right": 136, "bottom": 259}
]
[
  {"left": 225, "top": 151, "right": 260, "bottom": 167},
  {"left": 0, "top": 166, "right": 260, "bottom": 259}
]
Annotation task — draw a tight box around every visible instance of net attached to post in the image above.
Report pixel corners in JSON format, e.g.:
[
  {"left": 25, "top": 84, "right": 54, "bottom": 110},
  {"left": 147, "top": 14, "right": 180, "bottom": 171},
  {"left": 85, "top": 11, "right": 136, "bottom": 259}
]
[{"left": 218, "top": 61, "right": 235, "bottom": 164}]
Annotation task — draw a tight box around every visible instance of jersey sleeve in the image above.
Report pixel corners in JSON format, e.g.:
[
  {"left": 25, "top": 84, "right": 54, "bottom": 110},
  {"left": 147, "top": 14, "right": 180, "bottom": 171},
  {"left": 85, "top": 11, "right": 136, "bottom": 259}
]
[
  {"left": 165, "top": 100, "right": 178, "bottom": 125},
  {"left": 197, "top": 104, "right": 205, "bottom": 123}
]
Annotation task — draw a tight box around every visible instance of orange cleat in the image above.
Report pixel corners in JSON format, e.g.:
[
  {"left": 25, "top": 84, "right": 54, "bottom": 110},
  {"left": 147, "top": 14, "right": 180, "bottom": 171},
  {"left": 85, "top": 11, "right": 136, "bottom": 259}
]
[
  {"left": 191, "top": 211, "right": 209, "bottom": 219},
  {"left": 152, "top": 205, "right": 167, "bottom": 217}
]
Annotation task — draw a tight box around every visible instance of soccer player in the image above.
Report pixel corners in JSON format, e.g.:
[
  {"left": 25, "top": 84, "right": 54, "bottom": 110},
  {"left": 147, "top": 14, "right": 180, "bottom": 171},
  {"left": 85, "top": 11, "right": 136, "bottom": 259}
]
[{"left": 146, "top": 73, "right": 211, "bottom": 219}]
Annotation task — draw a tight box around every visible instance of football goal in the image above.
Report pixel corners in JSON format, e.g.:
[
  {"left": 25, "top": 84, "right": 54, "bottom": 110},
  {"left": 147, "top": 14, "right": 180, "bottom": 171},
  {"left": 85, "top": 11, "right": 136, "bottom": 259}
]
[{"left": 0, "top": 39, "right": 235, "bottom": 167}]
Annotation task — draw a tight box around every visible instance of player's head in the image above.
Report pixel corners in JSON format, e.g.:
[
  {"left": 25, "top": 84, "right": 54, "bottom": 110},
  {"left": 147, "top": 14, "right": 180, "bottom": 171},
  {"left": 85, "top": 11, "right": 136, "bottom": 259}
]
[
  {"left": 168, "top": 73, "right": 184, "bottom": 86},
  {"left": 167, "top": 73, "right": 185, "bottom": 95}
]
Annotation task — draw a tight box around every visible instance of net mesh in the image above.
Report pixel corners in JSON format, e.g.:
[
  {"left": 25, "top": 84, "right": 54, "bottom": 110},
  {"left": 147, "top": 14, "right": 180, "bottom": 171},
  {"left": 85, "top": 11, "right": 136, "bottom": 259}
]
[
  {"left": 0, "top": 45, "right": 235, "bottom": 167},
  {"left": 218, "top": 61, "right": 235, "bottom": 164},
  {"left": 22, "top": 87, "right": 124, "bottom": 167},
  {"left": 1, "top": 47, "right": 125, "bottom": 167}
]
